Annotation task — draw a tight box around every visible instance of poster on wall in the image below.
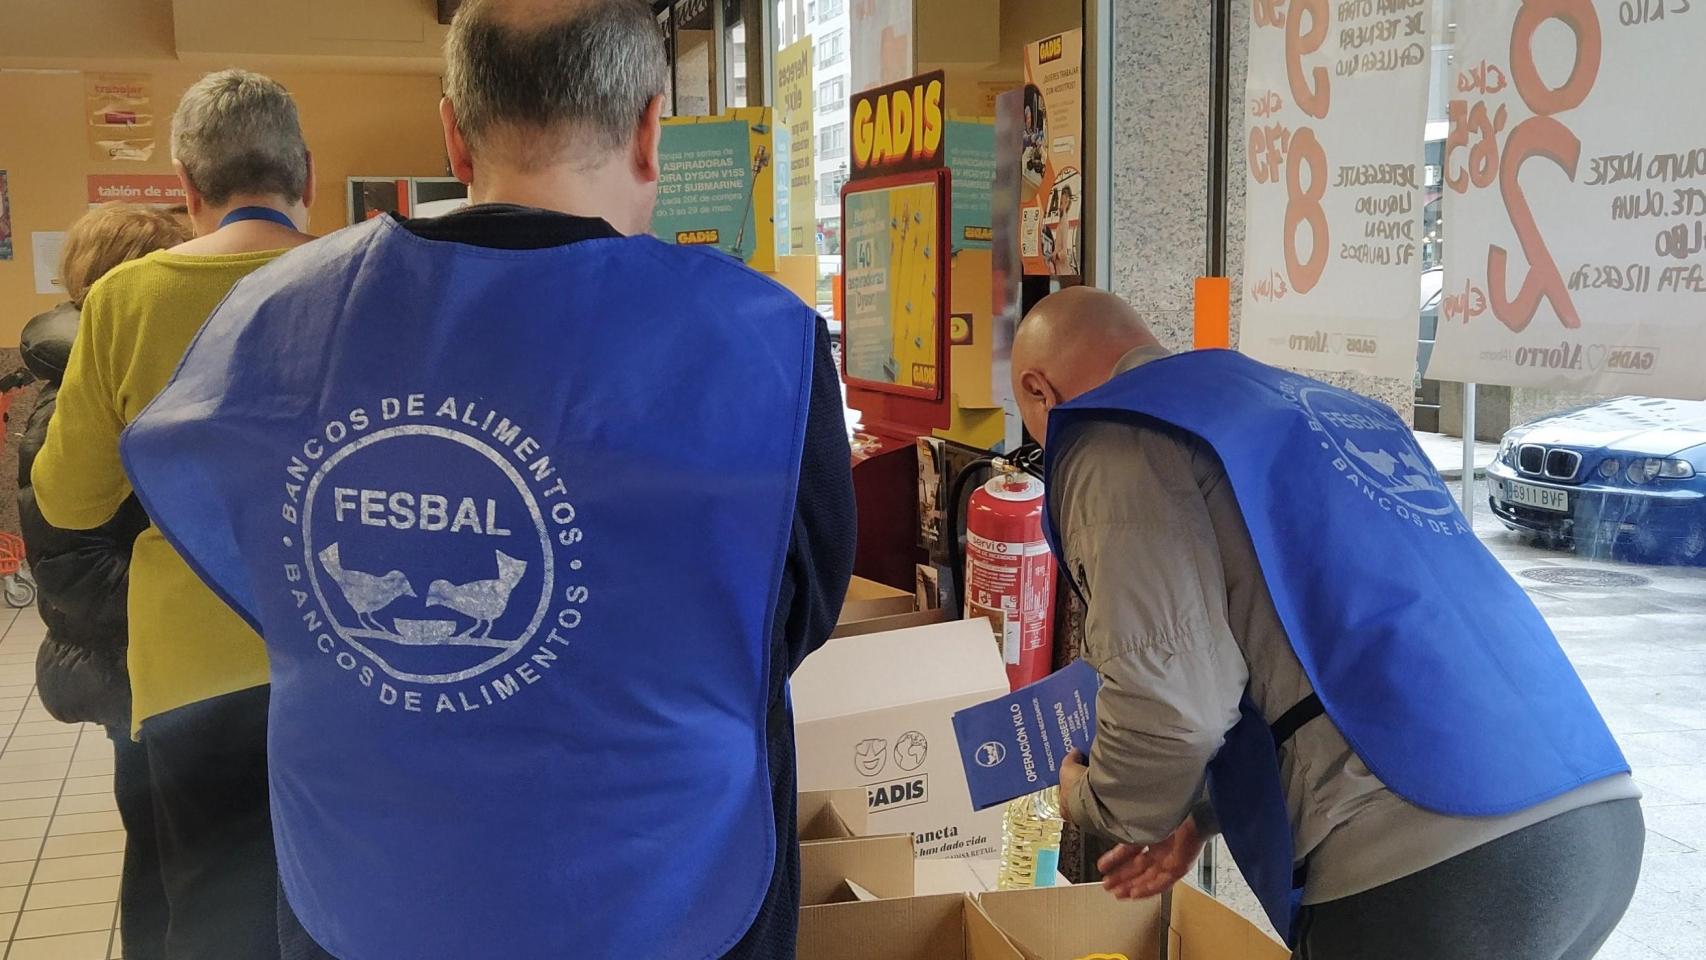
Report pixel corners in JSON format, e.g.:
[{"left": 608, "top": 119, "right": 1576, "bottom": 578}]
[
  {"left": 87, "top": 174, "right": 186, "bottom": 209},
  {"left": 654, "top": 110, "right": 781, "bottom": 272},
  {"left": 850, "top": 0, "right": 914, "bottom": 93},
  {"left": 843, "top": 176, "right": 944, "bottom": 395},
  {"left": 1428, "top": 2, "right": 1706, "bottom": 400},
  {"left": 776, "top": 36, "right": 816, "bottom": 255},
  {"left": 1018, "top": 30, "right": 1083, "bottom": 279},
  {"left": 1240, "top": 0, "right": 1431, "bottom": 381},
  {"left": 86, "top": 73, "right": 155, "bottom": 162},
  {"left": 947, "top": 118, "right": 995, "bottom": 252}
]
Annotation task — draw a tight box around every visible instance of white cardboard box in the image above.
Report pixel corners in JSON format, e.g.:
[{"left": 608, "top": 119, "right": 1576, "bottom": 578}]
[{"left": 793, "top": 620, "right": 1010, "bottom": 860}]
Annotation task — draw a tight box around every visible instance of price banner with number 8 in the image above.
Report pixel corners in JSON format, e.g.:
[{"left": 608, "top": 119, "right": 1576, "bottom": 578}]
[
  {"left": 1428, "top": 0, "right": 1706, "bottom": 399},
  {"left": 1241, "top": 0, "right": 1434, "bottom": 380}
]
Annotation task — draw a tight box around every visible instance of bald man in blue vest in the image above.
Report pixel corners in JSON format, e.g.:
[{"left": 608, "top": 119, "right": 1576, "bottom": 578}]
[{"left": 1014, "top": 287, "right": 1642, "bottom": 960}]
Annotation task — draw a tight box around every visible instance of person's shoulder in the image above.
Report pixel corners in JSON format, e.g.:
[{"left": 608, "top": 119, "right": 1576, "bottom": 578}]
[
  {"left": 78, "top": 252, "right": 172, "bottom": 322},
  {"left": 229, "top": 219, "right": 387, "bottom": 302},
  {"left": 633, "top": 239, "right": 816, "bottom": 316}
]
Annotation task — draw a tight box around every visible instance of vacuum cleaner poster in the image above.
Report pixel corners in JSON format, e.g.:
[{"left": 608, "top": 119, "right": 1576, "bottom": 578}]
[
  {"left": 1240, "top": 0, "right": 1432, "bottom": 380},
  {"left": 1427, "top": 1, "right": 1706, "bottom": 399},
  {"left": 654, "top": 110, "right": 779, "bottom": 272}
]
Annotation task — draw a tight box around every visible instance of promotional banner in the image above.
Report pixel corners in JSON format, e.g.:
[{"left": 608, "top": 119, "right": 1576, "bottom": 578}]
[
  {"left": 775, "top": 36, "right": 816, "bottom": 254},
  {"left": 1019, "top": 31, "right": 1084, "bottom": 278},
  {"left": 87, "top": 174, "right": 185, "bottom": 207},
  {"left": 952, "top": 660, "right": 1099, "bottom": 811},
  {"left": 850, "top": 0, "right": 914, "bottom": 94},
  {"left": 86, "top": 73, "right": 155, "bottom": 162},
  {"left": 843, "top": 178, "right": 943, "bottom": 394},
  {"left": 1428, "top": 2, "right": 1706, "bottom": 399},
  {"left": 655, "top": 110, "right": 780, "bottom": 272},
  {"left": 947, "top": 118, "right": 995, "bottom": 252},
  {"left": 1240, "top": 0, "right": 1432, "bottom": 380}
]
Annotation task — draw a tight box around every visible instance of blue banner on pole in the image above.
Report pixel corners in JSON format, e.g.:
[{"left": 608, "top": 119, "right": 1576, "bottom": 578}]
[{"left": 952, "top": 660, "right": 1100, "bottom": 811}]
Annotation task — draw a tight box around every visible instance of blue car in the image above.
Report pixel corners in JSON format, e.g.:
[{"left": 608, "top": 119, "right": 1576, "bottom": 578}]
[{"left": 1489, "top": 397, "right": 1706, "bottom": 564}]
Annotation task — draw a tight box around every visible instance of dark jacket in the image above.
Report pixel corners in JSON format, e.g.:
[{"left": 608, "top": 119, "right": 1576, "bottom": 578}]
[{"left": 17, "top": 302, "right": 147, "bottom": 730}]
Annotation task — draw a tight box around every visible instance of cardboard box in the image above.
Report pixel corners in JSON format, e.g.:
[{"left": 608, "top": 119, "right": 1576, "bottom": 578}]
[
  {"left": 830, "top": 607, "right": 948, "bottom": 640},
  {"left": 798, "top": 790, "right": 868, "bottom": 841},
  {"left": 979, "top": 883, "right": 1289, "bottom": 960},
  {"left": 801, "top": 883, "right": 1287, "bottom": 960},
  {"left": 800, "top": 833, "right": 918, "bottom": 906},
  {"left": 798, "top": 894, "right": 1024, "bottom": 960},
  {"left": 793, "top": 620, "right": 1010, "bottom": 860},
  {"left": 840, "top": 576, "right": 918, "bottom": 625}
]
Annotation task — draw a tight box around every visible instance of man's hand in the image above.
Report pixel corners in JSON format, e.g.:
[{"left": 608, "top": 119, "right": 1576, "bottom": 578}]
[
  {"left": 1097, "top": 816, "right": 1205, "bottom": 901},
  {"left": 1058, "top": 750, "right": 1088, "bottom": 823}
]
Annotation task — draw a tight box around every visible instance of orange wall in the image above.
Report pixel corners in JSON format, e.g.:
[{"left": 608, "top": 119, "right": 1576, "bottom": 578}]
[{"left": 0, "top": 67, "right": 448, "bottom": 339}]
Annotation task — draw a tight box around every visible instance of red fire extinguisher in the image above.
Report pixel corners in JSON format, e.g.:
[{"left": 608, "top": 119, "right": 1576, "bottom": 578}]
[{"left": 963, "top": 469, "right": 1057, "bottom": 691}]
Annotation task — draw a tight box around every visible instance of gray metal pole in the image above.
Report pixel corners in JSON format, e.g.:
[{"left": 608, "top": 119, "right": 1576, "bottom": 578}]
[{"left": 1462, "top": 382, "right": 1478, "bottom": 522}]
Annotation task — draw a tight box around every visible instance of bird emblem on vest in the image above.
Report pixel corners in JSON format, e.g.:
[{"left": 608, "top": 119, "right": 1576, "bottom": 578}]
[
  {"left": 427, "top": 551, "right": 529, "bottom": 640},
  {"left": 318, "top": 543, "right": 415, "bottom": 631}
]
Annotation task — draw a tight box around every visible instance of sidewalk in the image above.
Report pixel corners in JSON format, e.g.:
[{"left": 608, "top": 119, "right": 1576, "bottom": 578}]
[{"left": 1414, "top": 430, "right": 1499, "bottom": 481}]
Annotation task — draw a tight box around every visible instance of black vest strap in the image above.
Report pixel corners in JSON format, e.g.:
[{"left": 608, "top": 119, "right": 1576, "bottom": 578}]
[{"left": 1271, "top": 693, "right": 1325, "bottom": 749}]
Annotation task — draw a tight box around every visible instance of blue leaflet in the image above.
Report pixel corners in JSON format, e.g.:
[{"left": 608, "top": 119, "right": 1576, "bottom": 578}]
[{"left": 952, "top": 659, "right": 1100, "bottom": 810}]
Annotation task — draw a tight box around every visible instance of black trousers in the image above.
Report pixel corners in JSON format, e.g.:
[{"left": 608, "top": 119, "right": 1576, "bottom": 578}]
[
  {"left": 107, "top": 726, "right": 167, "bottom": 960},
  {"left": 140, "top": 686, "right": 281, "bottom": 960},
  {"left": 1293, "top": 799, "right": 1645, "bottom": 960}
]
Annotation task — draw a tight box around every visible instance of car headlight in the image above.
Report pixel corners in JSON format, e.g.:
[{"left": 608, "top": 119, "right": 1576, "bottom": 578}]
[
  {"left": 1498, "top": 437, "right": 1518, "bottom": 466},
  {"left": 1598, "top": 458, "right": 1621, "bottom": 480},
  {"left": 1626, "top": 458, "right": 1695, "bottom": 484}
]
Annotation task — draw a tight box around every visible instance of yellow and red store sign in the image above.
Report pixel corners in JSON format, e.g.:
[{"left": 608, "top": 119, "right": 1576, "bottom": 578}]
[{"left": 850, "top": 71, "right": 945, "bottom": 181}]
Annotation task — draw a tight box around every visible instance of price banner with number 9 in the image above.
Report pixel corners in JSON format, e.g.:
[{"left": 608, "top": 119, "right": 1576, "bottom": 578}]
[
  {"left": 1241, "top": 0, "right": 1434, "bottom": 380},
  {"left": 1428, "top": 0, "right": 1706, "bottom": 399}
]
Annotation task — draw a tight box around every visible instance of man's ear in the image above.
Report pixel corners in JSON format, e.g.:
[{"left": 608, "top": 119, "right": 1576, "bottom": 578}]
[
  {"left": 633, "top": 94, "right": 665, "bottom": 184},
  {"left": 174, "top": 160, "right": 204, "bottom": 216},
  {"left": 1019, "top": 369, "right": 1059, "bottom": 411},
  {"left": 441, "top": 97, "right": 476, "bottom": 184}
]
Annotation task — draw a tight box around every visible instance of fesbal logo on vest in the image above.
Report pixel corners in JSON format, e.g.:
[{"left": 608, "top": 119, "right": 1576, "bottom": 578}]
[
  {"left": 277, "top": 394, "right": 588, "bottom": 716},
  {"left": 1282, "top": 378, "right": 1470, "bottom": 539}
]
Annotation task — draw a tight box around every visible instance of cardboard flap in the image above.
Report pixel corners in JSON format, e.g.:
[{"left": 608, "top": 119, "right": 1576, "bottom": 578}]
[
  {"left": 1168, "top": 884, "right": 1289, "bottom": 960},
  {"left": 798, "top": 894, "right": 975, "bottom": 960},
  {"left": 831, "top": 607, "right": 949, "bottom": 639},
  {"left": 800, "top": 834, "right": 917, "bottom": 907},
  {"left": 966, "top": 897, "right": 1030, "bottom": 960},
  {"left": 793, "top": 619, "right": 1011, "bottom": 722},
  {"left": 978, "top": 884, "right": 1165, "bottom": 960},
  {"left": 798, "top": 790, "right": 869, "bottom": 840}
]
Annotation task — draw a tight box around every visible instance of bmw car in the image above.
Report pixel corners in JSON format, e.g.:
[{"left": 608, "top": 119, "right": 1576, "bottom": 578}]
[{"left": 1489, "top": 397, "right": 1706, "bottom": 564}]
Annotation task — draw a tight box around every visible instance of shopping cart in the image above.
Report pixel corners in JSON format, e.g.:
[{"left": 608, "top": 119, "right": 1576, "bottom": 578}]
[{"left": 0, "top": 367, "right": 38, "bottom": 609}]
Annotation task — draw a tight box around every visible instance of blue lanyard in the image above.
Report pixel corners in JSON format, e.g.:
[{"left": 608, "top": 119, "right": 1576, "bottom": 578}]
[{"left": 219, "top": 206, "right": 297, "bottom": 230}]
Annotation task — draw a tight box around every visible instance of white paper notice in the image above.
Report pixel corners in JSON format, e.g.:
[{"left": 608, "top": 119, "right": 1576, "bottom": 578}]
[
  {"left": 1429, "top": 2, "right": 1706, "bottom": 400},
  {"left": 1241, "top": 0, "right": 1433, "bottom": 380},
  {"left": 32, "top": 232, "right": 66, "bottom": 296}
]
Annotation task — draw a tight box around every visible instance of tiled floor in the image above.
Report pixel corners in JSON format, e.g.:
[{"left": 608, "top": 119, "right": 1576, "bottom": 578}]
[{"left": 0, "top": 607, "right": 122, "bottom": 960}]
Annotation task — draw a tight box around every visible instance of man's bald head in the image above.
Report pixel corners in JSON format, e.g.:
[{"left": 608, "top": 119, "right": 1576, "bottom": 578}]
[{"left": 1011, "top": 287, "right": 1160, "bottom": 444}]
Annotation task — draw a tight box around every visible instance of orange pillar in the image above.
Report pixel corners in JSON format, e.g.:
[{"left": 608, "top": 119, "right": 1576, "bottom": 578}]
[{"left": 1194, "top": 276, "right": 1231, "bottom": 350}]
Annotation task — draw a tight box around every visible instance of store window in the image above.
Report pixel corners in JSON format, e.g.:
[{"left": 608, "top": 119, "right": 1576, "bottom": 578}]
[
  {"left": 817, "top": 28, "right": 845, "bottom": 68},
  {"left": 818, "top": 122, "right": 847, "bottom": 160},
  {"left": 818, "top": 170, "right": 847, "bottom": 206},
  {"left": 672, "top": 0, "right": 716, "bottom": 115},
  {"left": 722, "top": 0, "right": 764, "bottom": 110}
]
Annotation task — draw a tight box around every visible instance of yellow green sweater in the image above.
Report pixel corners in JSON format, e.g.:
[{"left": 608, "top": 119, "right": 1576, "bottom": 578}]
[{"left": 33, "top": 248, "right": 286, "bottom": 735}]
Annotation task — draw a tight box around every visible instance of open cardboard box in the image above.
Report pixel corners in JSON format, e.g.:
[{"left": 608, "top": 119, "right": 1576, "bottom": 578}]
[
  {"left": 800, "top": 882, "right": 1287, "bottom": 960},
  {"left": 840, "top": 576, "right": 919, "bottom": 625}
]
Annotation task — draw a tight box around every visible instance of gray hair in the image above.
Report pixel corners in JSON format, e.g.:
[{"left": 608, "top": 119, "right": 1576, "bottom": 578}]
[
  {"left": 445, "top": 0, "right": 667, "bottom": 162},
  {"left": 171, "top": 70, "right": 308, "bottom": 206}
]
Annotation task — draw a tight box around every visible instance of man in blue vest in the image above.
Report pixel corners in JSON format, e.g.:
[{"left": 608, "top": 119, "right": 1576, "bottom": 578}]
[
  {"left": 1012, "top": 287, "right": 1642, "bottom": 960},
  {"left": 118, "top": 1, "right": 855, "bottom": 957}
]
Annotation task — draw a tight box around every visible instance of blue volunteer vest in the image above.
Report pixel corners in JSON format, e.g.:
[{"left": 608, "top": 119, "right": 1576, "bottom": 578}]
[
  {"left": 119, "top": 216, "right": 814, "bottom": 959},
  {"left": 1045, "top": 349, "right": 1627, "bottom": 941}
]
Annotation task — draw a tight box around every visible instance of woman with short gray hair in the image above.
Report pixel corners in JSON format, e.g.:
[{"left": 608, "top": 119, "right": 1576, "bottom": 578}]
[{"left": 34, "top": 67, "right": 317, "bottom": 960}]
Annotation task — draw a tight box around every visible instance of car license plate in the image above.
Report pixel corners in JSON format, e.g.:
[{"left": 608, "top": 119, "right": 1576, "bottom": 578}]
[{"left": 1501, "top": 479, "right": 1569, "bottom": 513}]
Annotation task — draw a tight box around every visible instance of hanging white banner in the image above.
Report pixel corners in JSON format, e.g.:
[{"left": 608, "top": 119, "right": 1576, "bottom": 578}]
[
  {"left": 1429, "top": 1, "right": 1706, "bottom": 400},
  {"left": 1240, "top": 0, "right": 1434, "bottom": 380}
]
